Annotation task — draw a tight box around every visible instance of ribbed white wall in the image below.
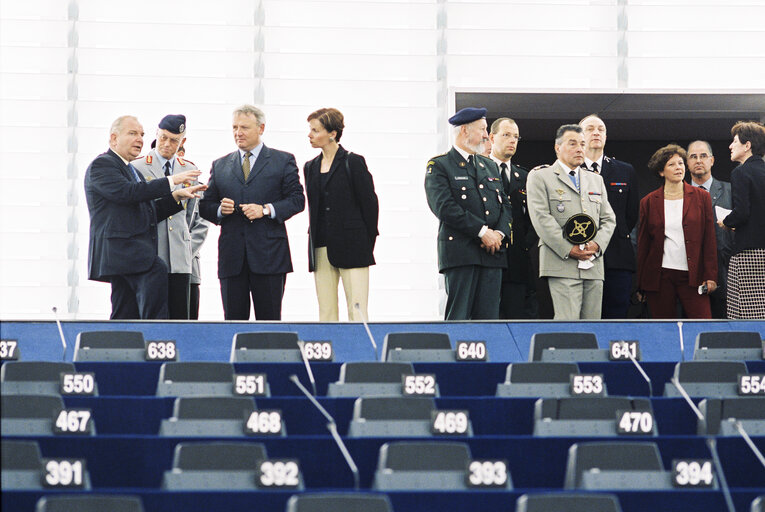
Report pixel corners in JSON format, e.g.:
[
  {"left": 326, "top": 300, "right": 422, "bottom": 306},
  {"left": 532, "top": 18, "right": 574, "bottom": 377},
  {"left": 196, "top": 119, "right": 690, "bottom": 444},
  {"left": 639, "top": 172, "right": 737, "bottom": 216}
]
[{"left": 2, "top": 0, "right": 764, "bottom": 320}]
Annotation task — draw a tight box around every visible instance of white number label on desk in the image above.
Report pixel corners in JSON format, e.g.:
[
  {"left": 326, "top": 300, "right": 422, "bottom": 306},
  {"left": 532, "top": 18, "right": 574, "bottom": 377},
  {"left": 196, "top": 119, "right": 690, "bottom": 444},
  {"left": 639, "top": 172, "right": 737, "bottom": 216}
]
[
  {"left": 609, "top": 340, "right": 640, "bottom": 361},
  {"left": 0, "top": 339, "right": 19, "bottom": 360},
  {"left": 145, "top": 340, "right": 177, "bottom": 361},
  {"left": 234, "top": 374, "right": 267, "bottom": 396},
  {"left": 672, "top": 459, "right": 714, "bottom": 488},
  {"left": 402, "top": 374, "right": 436, "bottom": 396},
  {"left": 466, "top": 460, "right": 508, "bottom": 488},
  {"left": 456, "top": 341, "right": 487, "bottom": 361},
  {"left": 245, "top": 410, "right": 282, "bottom": 435},
  {"left": 302, "top": 341, "right": 333, "bottom": 361},
  {"left": 54, "top": 409, "right": 92, "bottom": 435},
  {"left": 738, "top": 374, "right": 765, "bottom": 395},
  {"left": 432, "top": 410, "right": 469, "bottom": 435},
  {"left": 258, "top": 460, "right": 300, "bottom": 488},
  {"left": 42, "top": 459, "right": 85, "bottom": 488},
  {"left": 570, "top": 374, "right": 605, "bottom": 396},
  {"left": 616, "top": 410, "right": 654, "bottom": 435},
  {"left": 60, "top": 372, "right": 96, "bottom": 395}
]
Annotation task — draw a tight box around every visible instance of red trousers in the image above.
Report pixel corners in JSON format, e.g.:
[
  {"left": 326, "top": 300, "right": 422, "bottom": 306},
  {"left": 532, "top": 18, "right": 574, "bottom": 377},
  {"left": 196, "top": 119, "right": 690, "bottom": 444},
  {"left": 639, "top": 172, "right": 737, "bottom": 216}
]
[{"left": 645, "top": 268, "right": 711, "bottom": 319}]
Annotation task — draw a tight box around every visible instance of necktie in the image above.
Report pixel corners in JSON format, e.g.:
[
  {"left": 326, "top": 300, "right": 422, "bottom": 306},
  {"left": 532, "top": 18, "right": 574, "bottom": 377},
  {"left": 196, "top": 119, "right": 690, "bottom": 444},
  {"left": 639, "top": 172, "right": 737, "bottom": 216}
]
[
  {"left": 242, "top": 151, "right": 252, "bottom": 181},
  {"left": 591, "top": 162, "right": 599, "bottom": 174},
  {"left": 500, "top": 162, "right": 508, "bottom": 174},
  {"left": 569, "top": 169, "right": 578, "bottom": 190},
  {"left": 164, "top": 161, "right": 172, "bottom": 177},
  {"left": 128, "top": 163, "right": 141, "bottom": 183},
  {"left": 701, "top": 184, "right": 708, "bottom": 192},
  {"left": 467, "top": 155, "right": 474, "bottom": 167}
]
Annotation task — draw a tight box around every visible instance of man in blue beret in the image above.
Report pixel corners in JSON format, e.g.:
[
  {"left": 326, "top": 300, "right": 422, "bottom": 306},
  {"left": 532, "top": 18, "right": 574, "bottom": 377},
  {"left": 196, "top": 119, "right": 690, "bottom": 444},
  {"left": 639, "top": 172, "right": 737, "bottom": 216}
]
[
  {"left": 132, "top": 114, "right": 209, "bottom": 319},
  {"left": 424, "top": 107, "right": 513, "bottom": 320}
]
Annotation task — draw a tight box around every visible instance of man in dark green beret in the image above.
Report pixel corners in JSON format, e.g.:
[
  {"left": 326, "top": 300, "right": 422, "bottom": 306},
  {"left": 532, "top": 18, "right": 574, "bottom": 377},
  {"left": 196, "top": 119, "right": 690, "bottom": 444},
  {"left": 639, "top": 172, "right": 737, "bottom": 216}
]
[{"left": 425, "top": 107, "right": 513, "bottom": 320}]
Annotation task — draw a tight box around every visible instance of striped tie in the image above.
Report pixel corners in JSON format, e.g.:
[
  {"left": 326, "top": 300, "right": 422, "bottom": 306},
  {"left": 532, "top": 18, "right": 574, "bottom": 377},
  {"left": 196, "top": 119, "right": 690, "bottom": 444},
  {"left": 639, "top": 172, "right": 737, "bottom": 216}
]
[{"left": 242, "top": 151, "right": 252, "bottom": 181}]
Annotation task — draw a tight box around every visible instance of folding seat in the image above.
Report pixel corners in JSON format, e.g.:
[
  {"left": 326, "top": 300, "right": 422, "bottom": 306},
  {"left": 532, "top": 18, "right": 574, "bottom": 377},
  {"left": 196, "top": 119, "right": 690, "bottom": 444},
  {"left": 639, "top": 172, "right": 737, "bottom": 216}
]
[
  {"left": 663, "top": 361, "right": 747, "bottom": 397},
  {"left": 693, "top": 331, "right": 763, "bottom": 361},
  {"left": 73, "top": 331, "right": 146, "bottom": 362},
  {"left": 533, "top": 397, "right": 656, "bottom": 437},
  {"left": 528, "top": 332, "right": 607, "bottom": 362},
  {"left": 373, "top": 441, "right": 511, "bottom": 490},
  {"left": 159, "top": 396, "right": 263, "bottom": 436},
  {"left": 286, "top": 493, "right": 393, "bottom": 512},
  {"left": 515, "top": 492, "right": 622, "bottom": 512},
  {"left": 381, "top": 332, "right": 454, "bottom": 362},
  {"left": 698, "top": 397, "right": 765, "bottom": 436},
  {"left": 156, "top": 362, "right": 241, "bottom": 397},
  {"left": 162, "top": 441, "right": 267, "bottom": 490},
  {"left": 348, "top": 396, "right": 453, "bottom": 437},
  {"left": 327, "top": 362, "right": 416, "bottom": 397},
  {"left": 230, "top": 331, "right": 302, "bottom": 362},
  {"left": 496, "top": 362, "right": 589, "bottom": 398},
  {"left": 0, "top": 394, "right": 86, "bottom": 436},
  {"left": 1, "top": 362, "right": 98, "bottom": 396},
  {"left": 564, "top": 442, "right": 676, "bottom": 490},
  {"left": 35, "top": 495, "right": 143, "bottom": 512},
  {"left": 1, "top": 440, "right": 43, "bottom": 489}
]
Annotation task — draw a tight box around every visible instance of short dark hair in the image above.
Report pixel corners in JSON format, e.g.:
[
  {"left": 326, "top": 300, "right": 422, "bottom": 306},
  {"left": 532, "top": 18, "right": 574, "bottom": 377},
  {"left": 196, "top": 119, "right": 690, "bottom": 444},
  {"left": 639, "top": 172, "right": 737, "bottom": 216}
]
[
  {"left": 731, "top": 120, "right": 765, "bottom": 157},
  {"left": 307, "top": 108, "right": 345, "bottom": 142},
  {"left": 555, "top": 124, "right": 582, "bottom": 145},
  {"left": 490, "top": 117, "right": 517, "bottom": 135},
  {"left": 648, "top": 144, "right": 686, "bottom": 177}
]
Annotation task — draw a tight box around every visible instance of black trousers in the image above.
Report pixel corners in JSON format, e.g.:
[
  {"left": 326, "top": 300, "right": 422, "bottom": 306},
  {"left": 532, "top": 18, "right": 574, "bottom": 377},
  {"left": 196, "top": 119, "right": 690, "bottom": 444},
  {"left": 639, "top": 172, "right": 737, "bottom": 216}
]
[
  {"left": 168, "top": 273, "right": 191, "bottom": 320},
  {"left": 443, "top": 265, "right": 501, "bottom": 320},
  {"left": 189, "top": 283, "right": 200, "bottom": 320},
  {"left": 601, "top": 269, "right": 633, "bottom": 319},
  {"left": 109, "top": 257, "right": 169, "bottom": 319},
  {"left": 499, "top": 280, "right": 538, "bottom": 319},
  {"left": 220, "top": 264, "right": 286, "bottom": 320}
]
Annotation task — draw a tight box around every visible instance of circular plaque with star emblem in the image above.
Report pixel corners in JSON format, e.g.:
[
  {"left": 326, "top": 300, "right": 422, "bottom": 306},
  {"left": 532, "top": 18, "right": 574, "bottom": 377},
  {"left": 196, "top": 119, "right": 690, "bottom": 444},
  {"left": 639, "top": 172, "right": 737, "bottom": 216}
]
[{"left": 563, "top": 213, "right": 597, "bottom": 244}]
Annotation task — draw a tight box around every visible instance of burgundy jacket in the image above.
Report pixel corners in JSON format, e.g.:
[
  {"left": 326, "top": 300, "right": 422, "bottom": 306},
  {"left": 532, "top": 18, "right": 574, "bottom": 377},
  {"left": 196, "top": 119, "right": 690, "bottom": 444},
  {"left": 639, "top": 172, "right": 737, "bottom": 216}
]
[{"left": 637, "top": 182, "right": 717, "bottom": 291}]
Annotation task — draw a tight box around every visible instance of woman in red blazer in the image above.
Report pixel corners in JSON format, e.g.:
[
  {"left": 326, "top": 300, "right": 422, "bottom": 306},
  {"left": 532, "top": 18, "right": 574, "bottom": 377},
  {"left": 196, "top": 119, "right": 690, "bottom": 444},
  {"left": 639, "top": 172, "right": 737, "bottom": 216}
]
[{"left": 637, "top": 144, "right": 718, "bottom": 318}]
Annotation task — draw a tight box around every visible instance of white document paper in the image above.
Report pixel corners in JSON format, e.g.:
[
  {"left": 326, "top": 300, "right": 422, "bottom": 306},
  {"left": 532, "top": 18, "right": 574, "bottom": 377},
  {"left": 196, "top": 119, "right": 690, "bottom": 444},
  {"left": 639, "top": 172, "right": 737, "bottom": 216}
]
[{"left": 715, "top": 205, "right": 732, "bottom": 221}]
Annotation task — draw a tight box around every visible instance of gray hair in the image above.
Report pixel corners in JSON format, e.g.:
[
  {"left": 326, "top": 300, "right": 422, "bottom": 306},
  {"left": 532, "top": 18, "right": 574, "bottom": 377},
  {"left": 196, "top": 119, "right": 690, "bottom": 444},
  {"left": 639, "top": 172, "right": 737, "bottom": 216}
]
[
  {"left": 490, "top": 117, "right": 517, "bottom": 135},
  {"left": 687, "top": 140, "right": 713, "bottom": 157},
  {"left": 555, "top": 124, "right": 582, "bottom": 145},
  {"left": 110, "top": 115, "right": 138, "bottom": 136},
  {"left": 233, "top": 104, "right": 266, "bottom": 125}
]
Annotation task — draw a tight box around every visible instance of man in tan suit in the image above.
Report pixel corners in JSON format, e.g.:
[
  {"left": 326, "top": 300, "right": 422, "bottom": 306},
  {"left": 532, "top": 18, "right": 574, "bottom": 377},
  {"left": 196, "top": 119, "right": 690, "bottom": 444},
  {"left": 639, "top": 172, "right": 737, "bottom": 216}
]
[{"left": 526, "top": 124, "right": 616, "bottom": 319}]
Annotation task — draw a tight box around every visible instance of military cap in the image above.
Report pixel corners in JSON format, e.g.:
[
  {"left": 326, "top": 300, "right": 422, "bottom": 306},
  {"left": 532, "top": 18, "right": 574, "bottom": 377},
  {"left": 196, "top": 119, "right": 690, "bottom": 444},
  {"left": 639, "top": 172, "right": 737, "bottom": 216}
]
[
  {"left": 448, "top": 107, "right": 487, "bottom": 126},
  {"left": 158, "top": 114, "right": 186, "bottom": 134}
]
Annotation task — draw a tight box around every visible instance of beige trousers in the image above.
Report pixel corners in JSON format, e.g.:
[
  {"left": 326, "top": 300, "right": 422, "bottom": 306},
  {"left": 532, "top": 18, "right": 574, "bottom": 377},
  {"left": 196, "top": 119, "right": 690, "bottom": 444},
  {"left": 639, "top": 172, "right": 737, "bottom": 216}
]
[{"left": 314, "top": 247, "right": 369, "bottom": 321}]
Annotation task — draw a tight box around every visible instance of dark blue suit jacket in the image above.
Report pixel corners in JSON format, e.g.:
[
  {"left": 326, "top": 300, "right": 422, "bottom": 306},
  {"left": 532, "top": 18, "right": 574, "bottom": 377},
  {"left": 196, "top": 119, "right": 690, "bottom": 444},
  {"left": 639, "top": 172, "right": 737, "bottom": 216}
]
[
  {"left": 85, "top": 149, "right": 182, "bottom": 282},
  {"left": 598, "top": 156, "right": 639, "bottom": 272},
  {"left": 199, "top": 146, "right": 305, "bottom": 278}
]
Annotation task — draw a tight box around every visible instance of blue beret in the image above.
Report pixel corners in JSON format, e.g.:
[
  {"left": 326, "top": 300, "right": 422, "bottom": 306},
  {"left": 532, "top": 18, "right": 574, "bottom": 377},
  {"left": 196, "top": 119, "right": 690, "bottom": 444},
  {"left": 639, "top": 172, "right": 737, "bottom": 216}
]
[
  {"left": 448, "top": 107, "right": 487, "bottom": 126},
  {"left": 158, "top": 114, "right": 186, "bottom": 134}
]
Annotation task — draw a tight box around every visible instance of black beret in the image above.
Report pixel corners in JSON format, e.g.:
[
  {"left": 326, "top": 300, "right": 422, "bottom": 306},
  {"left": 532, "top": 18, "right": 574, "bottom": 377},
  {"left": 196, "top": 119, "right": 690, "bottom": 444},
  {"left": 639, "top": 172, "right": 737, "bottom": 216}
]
[
  {"left": 158, "top": 114, "right": 186, "bottom": 134},
  {"left": 448, "top": 107, "right": 487, "bottom": 126}
]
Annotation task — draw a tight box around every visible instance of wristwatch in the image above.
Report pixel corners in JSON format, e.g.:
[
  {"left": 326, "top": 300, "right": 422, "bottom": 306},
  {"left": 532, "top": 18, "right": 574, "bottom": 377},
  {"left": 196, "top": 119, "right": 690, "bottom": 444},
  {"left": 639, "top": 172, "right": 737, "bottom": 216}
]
[{"left": 262, "top": 205, "right": 270, "bottom": 217}]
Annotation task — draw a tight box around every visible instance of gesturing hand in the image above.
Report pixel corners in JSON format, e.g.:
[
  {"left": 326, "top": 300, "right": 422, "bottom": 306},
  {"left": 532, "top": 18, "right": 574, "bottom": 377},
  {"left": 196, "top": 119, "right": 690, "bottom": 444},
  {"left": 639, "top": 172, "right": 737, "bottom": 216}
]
[
  {"left": 172, "top": 184, "right": 207, "bottom": 201},
  {"left": 171, "top": 170, "right": 202, "bottom": 185}
]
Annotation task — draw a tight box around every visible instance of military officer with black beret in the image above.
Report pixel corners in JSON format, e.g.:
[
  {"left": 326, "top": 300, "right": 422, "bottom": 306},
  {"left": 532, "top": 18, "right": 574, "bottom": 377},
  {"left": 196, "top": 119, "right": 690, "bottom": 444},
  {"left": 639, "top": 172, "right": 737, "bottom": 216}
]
[
  {"left": 425, "top": 107, "right": 513, "bottom": 320},
  {"left": 132, "top": 114, "right": 209, "bottom": 319}
]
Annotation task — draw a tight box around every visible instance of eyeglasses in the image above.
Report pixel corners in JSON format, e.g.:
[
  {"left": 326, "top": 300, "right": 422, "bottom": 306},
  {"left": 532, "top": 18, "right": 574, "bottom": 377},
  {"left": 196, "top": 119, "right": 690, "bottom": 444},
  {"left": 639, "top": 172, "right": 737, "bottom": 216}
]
[{"left": 688, "top": 153, "right": 711, "bottom": 160}]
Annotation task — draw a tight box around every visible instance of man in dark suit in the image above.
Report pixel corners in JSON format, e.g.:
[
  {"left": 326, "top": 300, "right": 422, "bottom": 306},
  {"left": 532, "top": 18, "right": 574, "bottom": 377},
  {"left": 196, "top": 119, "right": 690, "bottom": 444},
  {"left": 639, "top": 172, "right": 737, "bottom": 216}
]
[
  {"left": 425, "top": 107, "right": 513, "bottom": 320},
  {"left": 199, "top": 105, "right": 305, "bottom": 320},
  {"left": 84, "top": 115, "right": 206, "bottom": 319},
  {"left": 488, "top": 117, "right": 538, "bottom": 319},
  {"left": 580, "top": 114, "right": 639, "bottom": 318},
  {"left": 687, "top": 140, "right": 733, "bottom": 318}
]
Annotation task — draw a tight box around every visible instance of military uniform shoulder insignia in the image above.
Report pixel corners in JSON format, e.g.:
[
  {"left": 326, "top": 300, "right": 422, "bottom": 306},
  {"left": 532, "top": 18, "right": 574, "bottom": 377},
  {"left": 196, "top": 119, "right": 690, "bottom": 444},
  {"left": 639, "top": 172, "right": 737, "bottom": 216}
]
[
  {"left": 530, "top": 164, "right": 551, "bottom": 172},
  {"left": 177, "top": 157, "right": 190, "bottom": 166},
  {"left": 145, "top": 155, "right": 153, "bottom": 164}
]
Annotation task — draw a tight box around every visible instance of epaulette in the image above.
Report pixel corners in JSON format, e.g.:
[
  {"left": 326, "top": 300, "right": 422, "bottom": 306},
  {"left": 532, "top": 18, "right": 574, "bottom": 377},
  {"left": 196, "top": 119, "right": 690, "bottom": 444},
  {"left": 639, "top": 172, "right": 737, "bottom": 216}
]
[
  {"left": 530, "top": 164, "right": 551, "bottom": 172},
  {"left": 426, "top": 153, "right": 448, "bottom": 174},
  {"left": 514, "top": 163, "right": 530, "bottom": 172},
  {"left": 178, "top": 157, "right": 195, "bottom": 166}
]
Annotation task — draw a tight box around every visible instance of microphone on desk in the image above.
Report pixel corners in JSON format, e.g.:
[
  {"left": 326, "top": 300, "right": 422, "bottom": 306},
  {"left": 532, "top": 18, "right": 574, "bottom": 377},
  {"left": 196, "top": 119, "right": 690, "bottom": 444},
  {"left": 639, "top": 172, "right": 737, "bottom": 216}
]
[
  {"left": 627, "top": 350, "right": 653, "bottom": 397},
  {"left": 354, "top": 302, "right": 379, "bottom": 361},
  {"left": 296, "top": 340, "right": 318, "bottom": 397},
  {"left": 677, "top": 321, "right": 685, "bottom": 362},
  {"left": 289, "top": 374, "right": 360, "bottom": 490},
  {"left": 51, "top": 306, "right": 68, "bottom": 361}
]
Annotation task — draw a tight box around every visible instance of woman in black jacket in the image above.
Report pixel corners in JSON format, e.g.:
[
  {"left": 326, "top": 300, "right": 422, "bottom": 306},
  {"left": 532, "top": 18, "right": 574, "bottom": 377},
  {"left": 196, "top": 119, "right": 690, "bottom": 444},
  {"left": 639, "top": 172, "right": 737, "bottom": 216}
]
[
  {"left": 719, "top": 121, "right": 765, "bottom": 319},
  {"left": 304, "top": 108, "right": 379, "bottom": 321}
]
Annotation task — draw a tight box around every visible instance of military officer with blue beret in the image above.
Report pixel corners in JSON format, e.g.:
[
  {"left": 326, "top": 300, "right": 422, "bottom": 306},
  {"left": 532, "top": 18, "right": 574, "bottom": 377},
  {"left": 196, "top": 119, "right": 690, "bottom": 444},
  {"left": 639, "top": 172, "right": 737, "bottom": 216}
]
[
  {"left": 132, "top": 114, "right": 209, "bottom": 319},
  {"left": 425, "top": 107, "right": 513, "bottom": 320}
]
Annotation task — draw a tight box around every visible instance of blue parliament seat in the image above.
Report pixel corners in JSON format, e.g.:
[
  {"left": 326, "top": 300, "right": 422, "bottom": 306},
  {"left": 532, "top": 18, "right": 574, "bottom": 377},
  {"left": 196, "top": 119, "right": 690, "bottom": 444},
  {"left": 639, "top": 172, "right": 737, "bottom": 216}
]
[
  {"left": 533, "top": 397, "right": 656, "bottom": 437},
  {"left": 381, "top": 332, "right": 454, "bottom": 362},
  {"left": 74, "top": 331, "right": 147, "bottom": 362},
  {"left": 496, "top": 362, "right": 588, "bottom": 397},
  {"left": 698, "top": 397, "right": 765, "bottom": 436},
  {"left": 231, "top": 332, "right": 303, "bottom": 362},
  {"left": 286, "top": 493, "right": 393, "bottom": 512},
  {"left": 2, "top": 440, "right": 43, "bottom": 490},
  {"left": 693, "top": 331, "right": 764, "bottom": 361},
  {"left": 515, "top": 492, "right": 622, "bottom": 512},
  {"left": 35, "top": 495, "right": 142, "bottom": 512},
  {"left": 528, "top": 332, "right": 609, "bottom": 362},
  {"left": 159, "top": 396, "right": 265, "bottom": 437},
  {"left": 0, "top": 362, "right": 100, "bottom": 396},
  {"left": 1, "top": 394, "right": 98, "bottom": 436},
  {"left": 327, "top": 362, "right": 415, "bottom": 397},
  {"left": 155, "top": 362, "right": 237, "bottom": 397},
  {"left": 564, "top": 442, "right": 678, "bottom": 490},
  {"left": 162, "top": 441, "right": 267, "bottom": 490},
  {"left": 663, "top": 361, "right": 748, "bottom": 397},
  {"left": 347, "top": 396, "right": 449, "bottom": 437}
]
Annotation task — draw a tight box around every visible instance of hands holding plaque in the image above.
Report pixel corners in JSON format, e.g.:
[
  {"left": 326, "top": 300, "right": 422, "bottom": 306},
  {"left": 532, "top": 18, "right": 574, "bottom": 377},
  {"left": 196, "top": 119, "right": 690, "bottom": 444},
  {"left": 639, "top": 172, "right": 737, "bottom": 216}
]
[{"left": 564, "top": 214, "right": 599, "bottom": 269}]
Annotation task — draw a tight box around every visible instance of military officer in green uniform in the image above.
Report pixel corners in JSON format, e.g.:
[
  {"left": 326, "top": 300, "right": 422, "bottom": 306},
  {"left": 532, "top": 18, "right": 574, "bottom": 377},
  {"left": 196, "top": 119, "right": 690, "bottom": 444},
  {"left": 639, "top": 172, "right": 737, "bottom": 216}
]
[{"left": 425, "top": 107, "right": 513, "bottom": 320}]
